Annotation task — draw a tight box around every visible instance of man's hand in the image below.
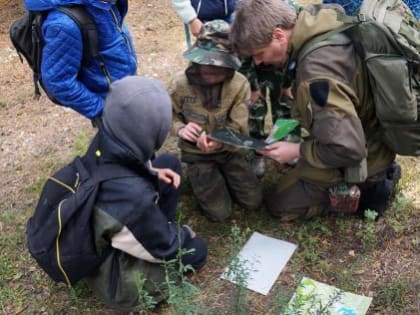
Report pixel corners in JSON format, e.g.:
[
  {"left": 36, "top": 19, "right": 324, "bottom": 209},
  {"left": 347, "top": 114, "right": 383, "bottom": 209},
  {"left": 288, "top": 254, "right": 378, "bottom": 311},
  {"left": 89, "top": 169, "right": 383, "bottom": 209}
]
[
  {"left": 189, "top": 18, "right": 203, "bottom": 37},
  {"left": 257, "top": 141, "right": 300, "bottom": 164},
  {"left": 197, "top": 131, "right": 223, "bottom": 152},
  {"left": 178, "top": 122, "right": 203, "bottom": 143},
  {"left": 151, "top": 167, "right": 181, "bottom": 188}
]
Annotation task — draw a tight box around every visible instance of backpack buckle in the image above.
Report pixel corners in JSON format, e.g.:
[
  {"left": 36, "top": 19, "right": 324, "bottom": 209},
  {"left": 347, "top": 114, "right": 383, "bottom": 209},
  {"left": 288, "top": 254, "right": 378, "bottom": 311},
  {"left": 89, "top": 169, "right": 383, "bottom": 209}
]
[{"left": 356, "top": 14, "right": 367, "bottom": 23}]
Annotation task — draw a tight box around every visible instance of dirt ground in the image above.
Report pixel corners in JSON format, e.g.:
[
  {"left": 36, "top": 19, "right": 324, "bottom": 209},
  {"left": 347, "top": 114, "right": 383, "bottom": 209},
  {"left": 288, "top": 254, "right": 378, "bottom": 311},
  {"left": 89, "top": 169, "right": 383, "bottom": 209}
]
[
  {"left": 0, "top": 1, "right": 419, "bottom": 314},
  {"left": 0, "top": 1, "right": 187, "bottom": 312},
  {"left": 0, "top": 0, "right": 186, "bottom": 201}
]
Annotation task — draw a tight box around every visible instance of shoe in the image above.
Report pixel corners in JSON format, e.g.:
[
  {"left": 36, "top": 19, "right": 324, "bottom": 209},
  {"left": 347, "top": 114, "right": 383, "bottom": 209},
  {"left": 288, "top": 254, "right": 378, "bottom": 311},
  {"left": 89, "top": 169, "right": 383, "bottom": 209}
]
[
  {"left": 357, "top": 161, "right": 402, "bottom": 217},
  {"left": 254, "top": 156, "right": 266, "bottom": 178},
  {"left": 384, "top": 161, "right": 402, "bottom": 209},
  {"left": 387, "top": 161, "right": 402, "bottom": 198}
]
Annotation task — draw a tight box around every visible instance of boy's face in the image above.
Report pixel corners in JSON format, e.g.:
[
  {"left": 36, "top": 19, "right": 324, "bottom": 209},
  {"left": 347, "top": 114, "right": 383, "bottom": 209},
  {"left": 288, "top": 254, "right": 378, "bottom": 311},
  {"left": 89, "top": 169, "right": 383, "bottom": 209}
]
[
  {"left": 197, "top": 65, "right": 233, "bottom": 85},
  {"left": 252, "top": 28, "right": 289, "bottom": 68}
]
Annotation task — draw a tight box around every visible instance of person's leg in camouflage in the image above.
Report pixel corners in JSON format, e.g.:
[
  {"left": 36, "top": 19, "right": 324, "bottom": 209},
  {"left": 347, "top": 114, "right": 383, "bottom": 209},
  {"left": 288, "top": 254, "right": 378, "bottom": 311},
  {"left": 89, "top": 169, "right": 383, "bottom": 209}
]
[
  {"left": 256, "top": 65, "right": 286, "bottom": 123},
  {"left": 248, "top": 97, "right": 268, "bottom": 139},
  {"left": 239, "top": 58, "right": 270, "bottom": 140},
  {"left": 239, "top": 58, "right": 267, "bottom": 178},
  {"left": 244, "top": 63, "right": 290, "bottom": 178},
  {"left": 221, "top": 151, "right": 263, "bottom": 211},
  {"left": 271, "top": 88, "right": 292, "bottom": 124},
  {"left": 186, "top": 161, "right": 233, "bottom": 221},
  {"left": 239, "top": 60, "right": 291, "bottom": 139},
  {"left": 248, "top": 97, "right": 268, "bottom": 178}
]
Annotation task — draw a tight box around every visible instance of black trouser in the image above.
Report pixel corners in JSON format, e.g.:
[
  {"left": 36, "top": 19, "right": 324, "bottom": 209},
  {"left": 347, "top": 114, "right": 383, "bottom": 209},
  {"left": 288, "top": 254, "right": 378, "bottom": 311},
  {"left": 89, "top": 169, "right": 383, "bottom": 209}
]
[
  {"left": 152, "top": 153, "right": 207, "bottom": 269},
  {"left": 152, "top": 153, "right": 182, "bottom": 222}
]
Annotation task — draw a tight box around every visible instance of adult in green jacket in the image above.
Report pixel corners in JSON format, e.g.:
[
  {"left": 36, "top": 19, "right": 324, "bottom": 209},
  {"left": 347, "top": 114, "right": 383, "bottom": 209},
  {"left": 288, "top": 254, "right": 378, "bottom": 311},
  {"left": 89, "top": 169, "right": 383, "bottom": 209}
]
[{"left": 230, "top": 0, "right": 400, "bottom": 221}]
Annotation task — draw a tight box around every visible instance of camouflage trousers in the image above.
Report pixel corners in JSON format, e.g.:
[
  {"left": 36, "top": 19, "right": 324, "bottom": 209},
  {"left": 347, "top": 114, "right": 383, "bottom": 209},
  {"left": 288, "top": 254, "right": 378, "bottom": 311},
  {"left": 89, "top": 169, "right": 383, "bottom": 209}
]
[
  {"left": 248, "top": 70, "right": 292, "bottom": 139},
  {"left": 182, "top": 151, "right": 263, "bottom": 221}
]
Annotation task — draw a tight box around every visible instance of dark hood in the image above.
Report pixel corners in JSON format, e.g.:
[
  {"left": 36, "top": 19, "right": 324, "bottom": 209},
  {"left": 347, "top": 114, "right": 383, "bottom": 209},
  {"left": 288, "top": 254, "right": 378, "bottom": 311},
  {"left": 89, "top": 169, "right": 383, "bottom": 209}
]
[{"left": 101, "top": 76, "right": 172, "bottom": 164}]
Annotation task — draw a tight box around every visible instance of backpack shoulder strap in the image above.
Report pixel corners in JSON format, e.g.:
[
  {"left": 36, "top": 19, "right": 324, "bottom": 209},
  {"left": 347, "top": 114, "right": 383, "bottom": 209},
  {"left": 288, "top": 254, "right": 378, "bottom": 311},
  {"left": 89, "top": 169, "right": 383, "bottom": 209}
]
[
  {"left": 298, "top": 30, "right": 352, "bottom": 64},
  {"left": 93, "top": 163, "right": 139, "bottom": 184},
  {"left": 93, "top": 161, "right": 160, "bottom": 192},
  {"left": 338, "top": 7, "right": 420, "bottom": 61},
  {"left": 56, "top": 5, "right": 99, "bottom": 65},
  {"left": 298, "top": 12, "right": 416, "bottom": 64}
]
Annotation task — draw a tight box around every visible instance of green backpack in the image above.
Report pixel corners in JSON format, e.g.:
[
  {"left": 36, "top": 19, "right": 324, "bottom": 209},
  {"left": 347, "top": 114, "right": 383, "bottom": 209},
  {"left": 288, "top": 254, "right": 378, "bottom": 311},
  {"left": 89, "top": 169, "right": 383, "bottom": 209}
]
[
  {"left": 359, "top": 0, "right": 419, "bottom": 58},
  {"left": 299, "top": 1, "right": 420, "bottom": 156}
]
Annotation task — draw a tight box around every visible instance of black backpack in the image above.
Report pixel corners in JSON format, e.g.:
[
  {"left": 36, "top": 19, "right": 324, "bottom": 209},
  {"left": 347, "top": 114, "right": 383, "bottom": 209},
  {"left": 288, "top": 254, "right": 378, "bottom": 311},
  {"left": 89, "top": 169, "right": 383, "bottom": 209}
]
[
  {"left": 9, "top": 6, "right": 109, "bottom": 104},
  {"left": 27, "top": 139, "right": 137, "bottom": 286}
]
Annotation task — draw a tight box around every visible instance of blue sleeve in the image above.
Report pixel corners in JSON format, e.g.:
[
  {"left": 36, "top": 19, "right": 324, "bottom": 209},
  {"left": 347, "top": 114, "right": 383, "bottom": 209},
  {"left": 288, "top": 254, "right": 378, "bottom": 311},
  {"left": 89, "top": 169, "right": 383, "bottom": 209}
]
[{"left": 41, "top": 14, "right": 104, "bottom": 118}]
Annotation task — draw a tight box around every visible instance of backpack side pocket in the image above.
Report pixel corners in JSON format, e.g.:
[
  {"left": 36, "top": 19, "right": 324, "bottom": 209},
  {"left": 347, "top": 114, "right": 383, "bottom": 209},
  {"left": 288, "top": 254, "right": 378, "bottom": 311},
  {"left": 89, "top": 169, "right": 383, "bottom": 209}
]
[{"left": 366, "top": 54, "right": 417, "bottom": 123}]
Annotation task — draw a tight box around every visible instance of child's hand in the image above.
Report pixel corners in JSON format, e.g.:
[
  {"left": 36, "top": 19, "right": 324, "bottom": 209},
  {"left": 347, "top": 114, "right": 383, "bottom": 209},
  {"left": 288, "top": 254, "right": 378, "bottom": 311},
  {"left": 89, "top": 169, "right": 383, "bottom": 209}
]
[
  {"left": 152, "top": 167, "right": 181, "bottom": 188},
  {"left": 207, "top": 139, "right": 223, "bottom": 152},
  {"left": 189, "top": 18, "right": 203, "bottom": 37},
  {"left": 197, "top": 132, "right": 223, "bottom": 152},
  {"left": 178, "top": 122, "right": 202, "bottom": 143},
  {"left": 196, "top": 131, "right": 209, "bottom": 151}
]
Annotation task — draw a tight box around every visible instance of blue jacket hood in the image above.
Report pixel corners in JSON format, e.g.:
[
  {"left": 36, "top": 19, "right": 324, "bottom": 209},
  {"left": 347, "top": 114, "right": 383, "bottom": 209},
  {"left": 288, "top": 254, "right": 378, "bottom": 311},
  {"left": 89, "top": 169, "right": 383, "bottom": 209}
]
[{"left": 24, "top": 0, "right": 113, "bottom": 11}]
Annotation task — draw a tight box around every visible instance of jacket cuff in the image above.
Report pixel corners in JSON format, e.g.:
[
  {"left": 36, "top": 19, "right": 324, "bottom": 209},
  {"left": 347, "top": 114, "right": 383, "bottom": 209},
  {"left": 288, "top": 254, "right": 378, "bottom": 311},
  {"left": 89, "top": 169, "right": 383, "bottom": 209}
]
[
  {"left": 300, "top": 140, "right": 327, "bottom": 169},
  {"left": 172, "top": 0, "right": 198, "bottom": 24},
  {"left": 172, "top": 122, "right": 185, "bottom": 136}
]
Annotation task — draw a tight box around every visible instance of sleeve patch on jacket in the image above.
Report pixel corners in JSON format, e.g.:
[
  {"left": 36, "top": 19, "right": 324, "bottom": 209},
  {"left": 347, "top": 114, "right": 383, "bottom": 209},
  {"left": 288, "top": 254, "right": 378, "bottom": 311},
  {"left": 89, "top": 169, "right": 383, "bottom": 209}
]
[{"left": 310, "top": 80, "right": 329, "bottom": 107}]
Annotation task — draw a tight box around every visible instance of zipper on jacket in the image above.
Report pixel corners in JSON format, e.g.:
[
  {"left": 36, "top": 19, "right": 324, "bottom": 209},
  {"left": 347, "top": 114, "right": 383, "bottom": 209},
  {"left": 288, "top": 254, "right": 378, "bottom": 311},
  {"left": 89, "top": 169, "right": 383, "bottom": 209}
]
[
  {"left": 197, "top": 0, "right": 202, "bottom": 17},
  {"left": 99, "top": 56, "right": 112, "bottom": 88},
  {"left": 110, "top": 7, "right": 135, "bottom": 57}
]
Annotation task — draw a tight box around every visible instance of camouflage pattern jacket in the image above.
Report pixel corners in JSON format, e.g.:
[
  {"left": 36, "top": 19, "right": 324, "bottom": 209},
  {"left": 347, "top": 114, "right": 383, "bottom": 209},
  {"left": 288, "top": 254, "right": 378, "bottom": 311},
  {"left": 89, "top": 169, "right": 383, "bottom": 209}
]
[
  {"left": 169, "top": 70, "right": 250, "bottom": 154},
  {"left": 288, "top": 4, "right": 395, "bottom": 184}
]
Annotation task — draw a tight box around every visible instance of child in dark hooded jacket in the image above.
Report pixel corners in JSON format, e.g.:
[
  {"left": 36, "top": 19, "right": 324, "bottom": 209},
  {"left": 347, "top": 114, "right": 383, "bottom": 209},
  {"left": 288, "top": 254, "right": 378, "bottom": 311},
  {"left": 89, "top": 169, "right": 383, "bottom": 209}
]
[{"left": 85, "top": 76, "right": 207, "bottom": 311}]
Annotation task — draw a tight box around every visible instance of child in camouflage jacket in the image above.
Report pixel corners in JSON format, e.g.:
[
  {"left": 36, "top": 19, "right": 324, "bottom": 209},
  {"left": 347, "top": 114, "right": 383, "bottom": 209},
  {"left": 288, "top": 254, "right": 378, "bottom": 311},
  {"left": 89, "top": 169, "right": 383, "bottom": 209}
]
[{"left": 169, "top": 20, "right": 262, "bottom": 221}]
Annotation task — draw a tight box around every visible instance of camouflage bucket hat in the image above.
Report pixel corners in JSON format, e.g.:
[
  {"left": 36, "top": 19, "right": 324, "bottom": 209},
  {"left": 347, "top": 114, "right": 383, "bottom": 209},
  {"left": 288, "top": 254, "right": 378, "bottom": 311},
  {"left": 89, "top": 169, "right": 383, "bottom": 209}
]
[{"left": 183, "top": 20, "right": 241, "bottom": 70}]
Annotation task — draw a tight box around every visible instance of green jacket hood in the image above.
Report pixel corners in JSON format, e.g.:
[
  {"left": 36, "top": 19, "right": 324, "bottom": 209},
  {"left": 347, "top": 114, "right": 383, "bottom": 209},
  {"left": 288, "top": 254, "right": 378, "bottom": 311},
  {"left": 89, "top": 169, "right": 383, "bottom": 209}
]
[{"left": 290, "top": 4, "right": 346, "bottom": 60}]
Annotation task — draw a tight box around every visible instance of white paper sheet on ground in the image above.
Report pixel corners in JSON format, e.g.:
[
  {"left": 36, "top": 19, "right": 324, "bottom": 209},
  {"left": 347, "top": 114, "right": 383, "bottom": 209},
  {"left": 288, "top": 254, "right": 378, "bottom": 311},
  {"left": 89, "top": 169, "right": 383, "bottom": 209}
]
[{"left": 220, "top": 232, "right": 297, "bottom": 295}]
